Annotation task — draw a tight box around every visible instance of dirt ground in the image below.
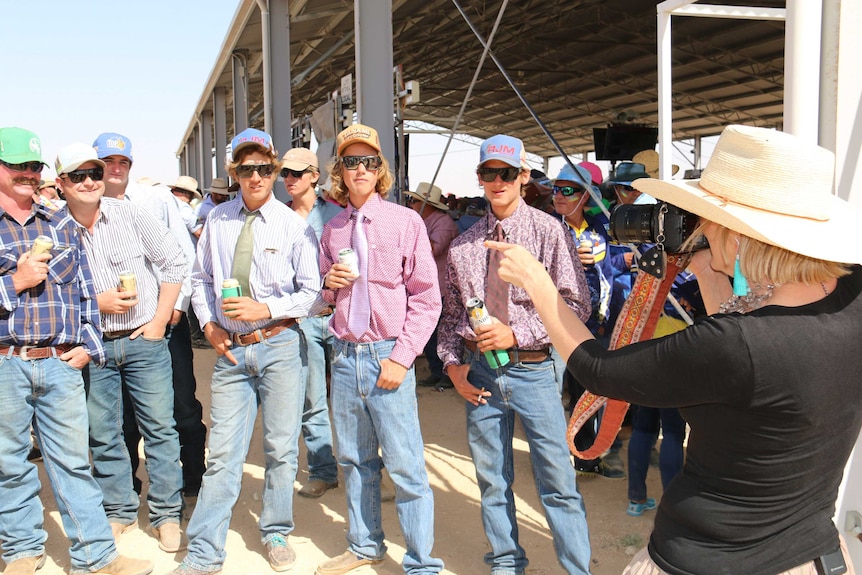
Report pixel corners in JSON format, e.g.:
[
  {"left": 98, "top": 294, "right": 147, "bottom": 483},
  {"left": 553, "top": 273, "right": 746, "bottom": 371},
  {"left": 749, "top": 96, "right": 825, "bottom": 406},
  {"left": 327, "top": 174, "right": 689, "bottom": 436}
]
[{"left": 24, "top": 348, "right": 664, "bottom": 575}]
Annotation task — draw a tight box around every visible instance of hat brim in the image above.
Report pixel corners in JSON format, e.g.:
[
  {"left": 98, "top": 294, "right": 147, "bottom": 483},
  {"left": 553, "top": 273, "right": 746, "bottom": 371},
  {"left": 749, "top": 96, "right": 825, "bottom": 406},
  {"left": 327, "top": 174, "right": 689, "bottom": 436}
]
[
  {"left": 170, "top": 186, "right": 203, "bottom": 200},
  {"left": 282, "top": 160, "right": 317, "bottom": 172},
  {"left": 59, "top": 158, "right": 106, "bottom": 175},
  {"left": 405, "top": 191, "right": 449, "bottom": 211},
  {"left": 633, "top": 177, "right": 862, "bottom": 264}
]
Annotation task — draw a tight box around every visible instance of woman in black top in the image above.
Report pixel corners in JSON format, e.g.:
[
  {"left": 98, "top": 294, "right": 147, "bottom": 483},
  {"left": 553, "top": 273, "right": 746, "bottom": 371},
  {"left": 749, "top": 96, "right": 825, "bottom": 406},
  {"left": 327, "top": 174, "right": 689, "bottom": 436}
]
[{"left": 488, "top": 125, "right": 861, "bottom": 575}]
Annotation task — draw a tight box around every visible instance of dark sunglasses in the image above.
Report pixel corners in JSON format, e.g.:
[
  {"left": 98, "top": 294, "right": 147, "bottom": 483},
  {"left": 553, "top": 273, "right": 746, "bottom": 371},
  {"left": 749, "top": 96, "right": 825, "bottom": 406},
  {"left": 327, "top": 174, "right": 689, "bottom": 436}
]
[
  {"left": 235, "top": 163, "right": 277, "bottom": 178},
  {"left": 616, "top": 184, "right": 637, "bottom": 192},
  {"left": 280, "top": 167, "right": 311, "bottom": 179},
  {"left": 552, "top": 185, "right": 586, "bottom": 197},
  {"left": 0, "top": 159, "right": 44, "bottom": 174},
  {"left": 341, "top": 155, "right": 382, "bottom": 170},
  {"left": 64, "top": 167, "right": 104, "bottom": 184},
  {"left": 477, "top": 167, "right": 520, "bottom": 183}
]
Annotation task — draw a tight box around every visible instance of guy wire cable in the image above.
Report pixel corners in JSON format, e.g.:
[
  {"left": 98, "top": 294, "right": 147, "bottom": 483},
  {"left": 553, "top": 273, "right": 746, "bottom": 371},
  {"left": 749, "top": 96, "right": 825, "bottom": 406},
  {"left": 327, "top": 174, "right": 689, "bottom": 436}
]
[{"left": 419, "top": 0, "right": 510, "bottom": 212}]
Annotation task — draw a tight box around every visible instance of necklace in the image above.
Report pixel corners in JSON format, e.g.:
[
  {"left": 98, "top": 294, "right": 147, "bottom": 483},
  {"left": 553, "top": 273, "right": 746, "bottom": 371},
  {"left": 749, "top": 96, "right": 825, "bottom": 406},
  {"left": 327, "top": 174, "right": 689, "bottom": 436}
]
[
  {"left": 718, "top": 283, "right": 777, "bottom": 314},
  {"left": 821, "top": 282, "right": 830, "bottom": 296}
]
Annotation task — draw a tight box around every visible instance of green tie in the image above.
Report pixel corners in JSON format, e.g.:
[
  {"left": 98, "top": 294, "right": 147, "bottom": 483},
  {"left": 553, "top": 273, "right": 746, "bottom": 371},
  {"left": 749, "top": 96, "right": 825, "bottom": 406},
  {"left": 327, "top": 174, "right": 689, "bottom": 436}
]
[{"left": 232, "top": 209, "right": 257, "bottom": 297}]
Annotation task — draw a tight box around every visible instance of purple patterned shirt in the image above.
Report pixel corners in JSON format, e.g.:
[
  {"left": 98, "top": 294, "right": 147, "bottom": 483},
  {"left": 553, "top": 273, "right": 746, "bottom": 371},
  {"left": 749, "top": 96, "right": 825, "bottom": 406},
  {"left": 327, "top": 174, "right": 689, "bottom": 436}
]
[
  {"left": 438, "top": 198, "right": 590, "bottom": 368},
  {"left": 320, "top": 193, "right": 441, "bottom": 369}
]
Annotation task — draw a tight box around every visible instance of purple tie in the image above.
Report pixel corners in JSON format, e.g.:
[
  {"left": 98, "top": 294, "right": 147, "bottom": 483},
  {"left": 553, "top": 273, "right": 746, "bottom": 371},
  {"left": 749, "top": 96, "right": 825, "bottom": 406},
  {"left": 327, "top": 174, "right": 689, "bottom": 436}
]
[
  {"left": 348, "top": 212, "right": 370, "bottom": 338},
  {"left": 485, "top": 223, "right": 509, "bottom": 325}
]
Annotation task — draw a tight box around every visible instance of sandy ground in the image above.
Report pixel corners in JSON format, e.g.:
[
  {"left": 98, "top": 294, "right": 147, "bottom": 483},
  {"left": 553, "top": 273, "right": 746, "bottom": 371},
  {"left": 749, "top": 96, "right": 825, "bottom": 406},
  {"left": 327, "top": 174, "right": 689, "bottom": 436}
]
[{"left": 20, "top": 348, "right": 664, "bottom": 575}]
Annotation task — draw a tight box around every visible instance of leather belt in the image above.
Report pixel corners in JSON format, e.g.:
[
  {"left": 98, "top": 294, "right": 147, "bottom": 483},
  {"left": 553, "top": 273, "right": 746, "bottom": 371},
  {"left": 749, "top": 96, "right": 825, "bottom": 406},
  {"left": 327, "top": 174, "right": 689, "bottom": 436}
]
[
  {"left": 0, "top": 344, "right": 75, "bottom": 360},
  {"left": 231, "top": 318, "right": 296, "bottom": 346},
  {"left": 464, "top": 339, "right": 550, "bottom": 364},
  {"left": 103, "top": 329, "right": 137, "bottom": 341},
  {"left": 314, "top": 306, "right": 335, "bottom": 318}
]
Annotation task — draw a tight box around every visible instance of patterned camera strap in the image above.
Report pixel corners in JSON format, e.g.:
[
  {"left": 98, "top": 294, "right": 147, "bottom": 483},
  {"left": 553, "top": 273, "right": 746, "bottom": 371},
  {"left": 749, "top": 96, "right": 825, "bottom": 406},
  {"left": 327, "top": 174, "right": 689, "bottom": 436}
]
[{"left": 567, "top": 253, "right": 690, "bottom": 460}]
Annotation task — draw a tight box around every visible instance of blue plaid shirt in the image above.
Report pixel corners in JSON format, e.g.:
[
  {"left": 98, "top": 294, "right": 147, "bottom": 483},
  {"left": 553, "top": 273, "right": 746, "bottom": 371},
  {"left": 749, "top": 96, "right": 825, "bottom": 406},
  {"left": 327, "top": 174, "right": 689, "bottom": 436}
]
[{"left": 0, "top": 204, "right": 105, "bottom": 364}]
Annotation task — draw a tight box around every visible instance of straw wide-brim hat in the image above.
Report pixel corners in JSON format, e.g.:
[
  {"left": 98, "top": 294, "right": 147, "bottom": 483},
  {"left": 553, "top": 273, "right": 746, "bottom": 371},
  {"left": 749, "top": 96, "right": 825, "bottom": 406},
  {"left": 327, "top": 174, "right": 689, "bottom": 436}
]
[
  {"left": 634, "top": 124, "right": 862, "bottom": 264},
  {"left": 632, "top": 149, "right": 679, "bottom": 178},
  {"left": 405, "top": 182, "right": 449, "bottom": 211}
]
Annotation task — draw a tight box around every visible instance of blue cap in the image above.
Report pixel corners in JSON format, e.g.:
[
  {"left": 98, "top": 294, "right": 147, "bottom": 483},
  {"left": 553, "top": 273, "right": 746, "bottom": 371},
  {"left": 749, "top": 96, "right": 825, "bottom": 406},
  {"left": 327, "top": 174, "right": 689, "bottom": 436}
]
[
  {"left": 551, "top": 164, "right": 593, "bottom": 188},
  {"left": 609, "top": 161, "right": 650, "bottom": 186},
  {"left": 93, "top": 132, "right": 133, "bottom": 162},
  {"left": 231, "top": 128, "right": 274, "bottom": 159},
  {"left": 479, "top": 134, "right": 527, "bottom": 169}
]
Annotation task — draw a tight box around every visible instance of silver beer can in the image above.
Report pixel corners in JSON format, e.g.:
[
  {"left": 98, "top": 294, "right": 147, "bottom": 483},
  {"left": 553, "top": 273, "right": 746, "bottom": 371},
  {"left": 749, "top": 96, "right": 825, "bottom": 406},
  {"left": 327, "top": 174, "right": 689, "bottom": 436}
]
[{"left": 338, "top": 248, "right": 359, "bottom": 277}]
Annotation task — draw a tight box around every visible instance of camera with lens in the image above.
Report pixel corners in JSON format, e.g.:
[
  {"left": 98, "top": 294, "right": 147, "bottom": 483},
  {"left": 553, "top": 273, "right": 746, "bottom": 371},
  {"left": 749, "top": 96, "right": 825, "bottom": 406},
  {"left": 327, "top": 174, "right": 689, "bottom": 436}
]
[{"left": 609, "top": 201, "right": 705, "bottom": 254}]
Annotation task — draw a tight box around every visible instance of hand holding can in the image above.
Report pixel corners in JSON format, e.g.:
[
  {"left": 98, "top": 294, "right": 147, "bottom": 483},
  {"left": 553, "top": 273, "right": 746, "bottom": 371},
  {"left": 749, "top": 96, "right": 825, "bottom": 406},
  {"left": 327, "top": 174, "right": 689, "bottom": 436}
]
[
  {"left": 31, "top": 235, "right": 54, "bottom": 257},
  {"left": 466, "top": 297, "right": 510, "bottom": 369},
  {"left": 118, "top": 271, "right": 138, "bottom": 303}
]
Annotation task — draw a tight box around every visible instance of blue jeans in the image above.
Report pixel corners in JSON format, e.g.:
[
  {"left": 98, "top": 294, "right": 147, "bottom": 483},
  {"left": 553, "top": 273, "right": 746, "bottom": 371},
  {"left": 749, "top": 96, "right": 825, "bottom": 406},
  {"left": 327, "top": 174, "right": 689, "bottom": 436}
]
[
  {"left": 123, "top": 315, "right": 207, "bottom": 496},
  {"left": 465, "top": 350, "right": 592, "bottom": 575},
  {"left": 183, "top": 326, "right": 305, "bottom": 572},
  {"left": 330, "top": 338, "right": 443, "bottom": 574},
  {"left": 627, "top": 406, "right": 685, "bottom": 502},
  {"left": 0, "top": 355, "right": 118, "bottom": 573},
  {"left": 297, "top": 314, "right": 338, "bottom": 483},
  {"left": 85, "top": 335, "right": 182, "bottom": 527}
]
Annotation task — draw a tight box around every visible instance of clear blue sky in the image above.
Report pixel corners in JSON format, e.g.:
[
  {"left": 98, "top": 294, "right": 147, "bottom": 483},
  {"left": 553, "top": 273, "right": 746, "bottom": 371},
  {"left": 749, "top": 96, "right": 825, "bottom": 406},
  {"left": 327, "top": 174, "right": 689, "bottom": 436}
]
[
  {"left": 1, "top": 0, "right": 238, "bottom": 185},
  {"left": 1, "top": 1, "right": 706, "bottom": 195}
]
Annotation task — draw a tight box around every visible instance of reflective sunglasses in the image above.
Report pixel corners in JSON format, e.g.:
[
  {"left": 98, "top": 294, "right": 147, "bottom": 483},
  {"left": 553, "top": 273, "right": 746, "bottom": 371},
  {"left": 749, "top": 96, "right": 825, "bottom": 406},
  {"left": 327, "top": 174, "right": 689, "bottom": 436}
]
[
  {"left": 477, "top": 167, "right": 520, "bottom": 183},
  {"left": 235, "top": 163, "right": 277, "bottom": 178},
  {"left": 341, "top": 155, "right": 382, "bottom": 170},
  {"left": 552, "top": 185, "right": 586, "bottom": 197},
  {"left": 65, "top": 167, "right": 104, "bottom": 184},
  {"left": 0, "top": 159, "right": 44, "bottom": 174},
  {"left": 280, "top": 167, "right": 311, "bottom": 179}
]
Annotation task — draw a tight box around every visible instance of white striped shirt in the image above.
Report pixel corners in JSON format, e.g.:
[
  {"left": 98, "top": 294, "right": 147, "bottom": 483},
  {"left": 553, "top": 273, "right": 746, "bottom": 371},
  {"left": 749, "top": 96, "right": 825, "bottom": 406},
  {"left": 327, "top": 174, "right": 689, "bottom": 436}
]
[
  {"left": 79, "top": 197, "right": 187, "bottom": 332},
  {"left": 191, "top": 194, "right": 321, "bottom": 334}
]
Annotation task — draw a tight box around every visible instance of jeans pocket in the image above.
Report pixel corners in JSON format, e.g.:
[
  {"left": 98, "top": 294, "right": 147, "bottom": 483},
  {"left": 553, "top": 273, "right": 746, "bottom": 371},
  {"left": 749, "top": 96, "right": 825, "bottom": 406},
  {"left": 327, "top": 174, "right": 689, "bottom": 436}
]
[{"left": 513, "top": 359, "right": 554, "bottom": 373}]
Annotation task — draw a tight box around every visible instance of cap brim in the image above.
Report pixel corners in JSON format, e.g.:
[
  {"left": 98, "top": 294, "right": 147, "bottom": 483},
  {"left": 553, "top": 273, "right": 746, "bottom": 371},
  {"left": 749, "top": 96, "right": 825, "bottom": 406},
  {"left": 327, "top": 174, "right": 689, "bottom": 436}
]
[
  {"left": 633, "top": 177, "right": 862, "bottom": 264},
  {"left": 480, "top": 155, "right": 522, "bottom": 169},
  {"left": 282, "top": 160, "right": 316, "bottom": 171},
  {"left": 60, "top": 158, "right": 106, "bottom": 175}
]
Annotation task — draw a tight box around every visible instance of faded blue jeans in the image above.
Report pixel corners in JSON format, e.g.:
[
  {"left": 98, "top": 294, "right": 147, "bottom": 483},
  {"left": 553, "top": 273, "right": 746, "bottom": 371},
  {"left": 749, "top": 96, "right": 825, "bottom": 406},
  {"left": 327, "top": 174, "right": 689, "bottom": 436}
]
[
  {"left": 182, "top": 326, "right": 306, "bottom": 572},
  {"left": 297, "top": 314, "right": 338, "bottom": 484},
  {"left": 330, "top": 338, "right": 443, "bottom": 574},
  {"left": 465, "top": 349, "right": 592, "bottom": 575},
  {"left": 0, "top": 354, "right": 118, "bottom": 573},
  {"left": 86, "top": 334, "right": 182, "bottom": 528}
]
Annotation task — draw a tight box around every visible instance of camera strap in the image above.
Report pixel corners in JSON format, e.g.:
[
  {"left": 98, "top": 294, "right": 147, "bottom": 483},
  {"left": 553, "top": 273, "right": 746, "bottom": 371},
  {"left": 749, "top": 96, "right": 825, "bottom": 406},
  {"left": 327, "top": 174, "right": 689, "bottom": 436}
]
[
  {"left": 567, "top": 252, "right": 691, "bottom": 460},
  {"left": 640, "top": 244, "right": 667, "bottom": 279}
]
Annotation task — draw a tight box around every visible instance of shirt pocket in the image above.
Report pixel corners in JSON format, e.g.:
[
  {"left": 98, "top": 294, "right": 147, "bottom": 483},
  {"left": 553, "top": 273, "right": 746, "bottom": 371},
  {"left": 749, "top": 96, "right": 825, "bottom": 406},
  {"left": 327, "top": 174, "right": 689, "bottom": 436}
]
[
  {"left": 368, "top": 245, "right": 404, "bottom": 289},
  {"left": 0, "top": 248, "right": 17, "bottom": 276},
  {"left": 108, "top": 245, "right": 145, "bottom": 279},
  {"left": 47, "top": 243, "right": 79, "bottom": 286}
]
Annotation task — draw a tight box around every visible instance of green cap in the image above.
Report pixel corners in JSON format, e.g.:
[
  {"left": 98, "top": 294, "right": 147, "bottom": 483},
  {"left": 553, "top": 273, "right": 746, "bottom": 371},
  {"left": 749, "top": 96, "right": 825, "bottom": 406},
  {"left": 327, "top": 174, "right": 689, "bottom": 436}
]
[{"left": 0, "top": 127, "right": 45, "bottom": 164}]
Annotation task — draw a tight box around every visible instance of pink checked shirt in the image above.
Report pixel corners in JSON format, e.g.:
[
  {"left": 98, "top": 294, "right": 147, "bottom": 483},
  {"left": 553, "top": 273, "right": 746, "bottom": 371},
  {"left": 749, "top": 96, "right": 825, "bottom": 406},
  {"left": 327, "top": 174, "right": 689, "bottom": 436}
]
[{"left": 319, "top": 193, "right": 441, "bottom": 368}]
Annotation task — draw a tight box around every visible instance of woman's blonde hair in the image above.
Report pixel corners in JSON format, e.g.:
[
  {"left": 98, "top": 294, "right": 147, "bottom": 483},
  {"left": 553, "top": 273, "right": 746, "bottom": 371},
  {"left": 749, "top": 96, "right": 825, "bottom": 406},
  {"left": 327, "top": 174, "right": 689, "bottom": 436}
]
[
  {"left": 699, "top": 224, "right": 852, "bottom": 285},
  {"left": 326, "top": 154, "right": 394, "bottom": 205}
]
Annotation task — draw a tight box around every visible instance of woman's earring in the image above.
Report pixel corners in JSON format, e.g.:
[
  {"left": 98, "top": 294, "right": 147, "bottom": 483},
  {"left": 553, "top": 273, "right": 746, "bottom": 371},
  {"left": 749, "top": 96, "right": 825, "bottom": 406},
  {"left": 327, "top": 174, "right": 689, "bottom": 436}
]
[{"left": 733, "top": 254, "right": 749, "bottom": 296}]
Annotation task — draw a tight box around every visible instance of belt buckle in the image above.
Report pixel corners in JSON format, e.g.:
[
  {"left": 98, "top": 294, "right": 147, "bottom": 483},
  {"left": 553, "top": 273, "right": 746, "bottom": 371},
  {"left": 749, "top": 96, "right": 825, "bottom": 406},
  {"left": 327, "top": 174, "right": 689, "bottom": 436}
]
[{"left": 19, "top": 345, "right": 33, "bottom": 361}]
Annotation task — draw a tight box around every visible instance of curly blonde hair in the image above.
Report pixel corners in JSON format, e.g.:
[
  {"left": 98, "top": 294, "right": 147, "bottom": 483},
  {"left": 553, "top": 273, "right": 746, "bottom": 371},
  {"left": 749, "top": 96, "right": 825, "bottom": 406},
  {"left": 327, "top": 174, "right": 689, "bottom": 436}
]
[{"left": 326, "top": 154, "right": 394, "bottom": 205}]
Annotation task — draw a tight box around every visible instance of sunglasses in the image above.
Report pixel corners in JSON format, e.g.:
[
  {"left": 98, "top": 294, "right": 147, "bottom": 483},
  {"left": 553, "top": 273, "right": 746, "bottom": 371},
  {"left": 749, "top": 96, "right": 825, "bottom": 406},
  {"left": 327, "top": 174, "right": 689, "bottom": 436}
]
[
  {"left": 341, "top": 155, "right": 382, "bottom": 170},
  {"left": 64, "top": 167, "right": 104, "bottom": 184},
  {"left": 280, "top": 167, "right": 311, "bottom": 179},
  {"left": 552, "top": 185, "right": 586, "bottom": 197},
  {"left": 616, "top": 184, "right": 637, "bottom": 192},
  {"left": 0, "top": 159, "right": 44, "bottom": 174},
  {"left": 235, "top": 163, "right": 277, "bottom": 178},
  {"left": 477, "top": 167, "right": 520, "bottom": 183}
]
